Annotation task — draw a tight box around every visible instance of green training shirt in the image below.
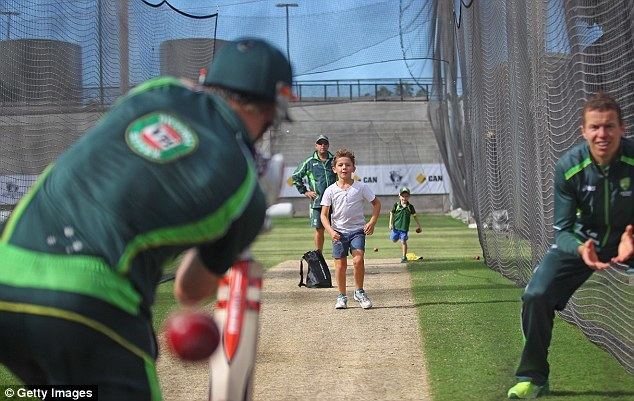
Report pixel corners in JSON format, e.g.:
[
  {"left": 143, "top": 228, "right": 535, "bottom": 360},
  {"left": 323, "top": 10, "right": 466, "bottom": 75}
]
[
  {"left": 291, "top": 151, "right": 336, "bottom": 209},
  {"left": 0, "top": 77, "right": 266, "bottom": 316},
  {"left": 390, "top": 201, "right": 417, "bottom": 232},
  {"left": 553, "top": 137, "right": 634, "bottom": 257}
]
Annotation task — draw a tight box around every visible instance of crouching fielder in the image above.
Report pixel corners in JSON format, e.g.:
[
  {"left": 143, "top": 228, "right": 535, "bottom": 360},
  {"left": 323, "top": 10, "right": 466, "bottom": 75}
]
[{"left": 507, "top": 92, "right": 634, "bottom": 399}]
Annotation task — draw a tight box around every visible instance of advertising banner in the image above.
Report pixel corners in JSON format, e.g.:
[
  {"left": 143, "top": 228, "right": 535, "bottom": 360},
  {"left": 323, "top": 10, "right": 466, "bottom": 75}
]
[
  {"left": 280, "top": 164, "right": 450, "bottom": 197},
  {"left": 1, "top": 164, "right": 449, "bottom": 206}
]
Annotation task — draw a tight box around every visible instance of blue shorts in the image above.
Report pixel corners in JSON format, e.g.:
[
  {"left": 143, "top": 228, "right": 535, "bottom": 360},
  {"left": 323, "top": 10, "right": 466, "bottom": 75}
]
[
  {"left": 390, "top": 229, "right": 409, "bottom": 242},
  {"left": 332, "top": 230, "right": 366, "bottom": 258}
]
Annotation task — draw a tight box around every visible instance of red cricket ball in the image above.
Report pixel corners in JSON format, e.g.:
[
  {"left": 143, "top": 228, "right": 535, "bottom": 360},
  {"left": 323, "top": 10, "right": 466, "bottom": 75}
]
[{"left": 165, "top": 311, "right": 220, "bottom": 361}]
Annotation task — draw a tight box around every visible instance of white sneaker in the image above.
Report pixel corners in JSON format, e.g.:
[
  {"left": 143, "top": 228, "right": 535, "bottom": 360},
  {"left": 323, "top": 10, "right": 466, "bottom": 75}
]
[
  {"left": 353, "top": 289, "right": 373, "bottom": 309},
  {"left": 334, "top": 294, "right": 348, "bottom": 309}
]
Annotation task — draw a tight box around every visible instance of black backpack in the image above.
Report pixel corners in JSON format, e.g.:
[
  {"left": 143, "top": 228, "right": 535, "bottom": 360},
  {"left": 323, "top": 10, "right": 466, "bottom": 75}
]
[{"left": 298, "top": 250, "right": 333, "bottom": 288}]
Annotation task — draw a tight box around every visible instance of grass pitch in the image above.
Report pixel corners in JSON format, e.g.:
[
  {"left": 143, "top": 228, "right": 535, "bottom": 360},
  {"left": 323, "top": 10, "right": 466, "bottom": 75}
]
[{"left": 1, "top": 214, "right": 632, "bottom": 401}]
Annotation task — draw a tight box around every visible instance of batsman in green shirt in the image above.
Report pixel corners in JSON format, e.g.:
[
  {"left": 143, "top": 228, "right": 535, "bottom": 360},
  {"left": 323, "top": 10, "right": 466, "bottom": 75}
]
[
  {"left": 508, "top": 92, "right": 634, "bottom": 399},
  {"left": 0, "top": 38, "right": 293, "bottom": 401}
]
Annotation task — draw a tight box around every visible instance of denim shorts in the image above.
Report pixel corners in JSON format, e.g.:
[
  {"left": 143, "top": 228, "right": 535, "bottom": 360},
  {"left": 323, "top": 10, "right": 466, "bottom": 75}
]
[
  {"left": 390, "top": 229, "right": 409, "bottom": 242},
  {"left": 332, "top": 229, "right": 366, "bottom": 258}
]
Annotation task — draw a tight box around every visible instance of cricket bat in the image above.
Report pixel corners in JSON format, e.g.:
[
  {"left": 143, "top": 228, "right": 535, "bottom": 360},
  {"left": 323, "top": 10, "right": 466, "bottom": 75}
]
[
  {"left": 208, "top": 258, "right": 263, "bottom": 401},
  {"left": 207, "top": 152, "right": 281, "bottom": 399}
]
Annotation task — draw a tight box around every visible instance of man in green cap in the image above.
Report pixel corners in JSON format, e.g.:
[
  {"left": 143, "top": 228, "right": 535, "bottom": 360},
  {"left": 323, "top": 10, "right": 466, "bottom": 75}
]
[
  {"left": 292, "top": 134, "right": 337, "bottom": 252},
  {"left": 0, "top": 38, "right": 293, "bottom": 400}
]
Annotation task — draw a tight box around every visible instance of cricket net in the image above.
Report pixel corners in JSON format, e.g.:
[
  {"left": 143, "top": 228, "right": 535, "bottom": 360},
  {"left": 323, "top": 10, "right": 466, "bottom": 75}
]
[
  {"left": 0, "top": 0, "right": 631, "bottom": 374},
  {"left": 428, "top": 0, "right": 633, "bottom": 372}
]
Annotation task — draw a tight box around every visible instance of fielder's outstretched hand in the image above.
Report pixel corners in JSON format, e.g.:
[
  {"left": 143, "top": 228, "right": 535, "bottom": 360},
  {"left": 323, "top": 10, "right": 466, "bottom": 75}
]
[
  {"left": 579, "top": 240, "right": 610, "bottom": 270},
  {"left": 612, "top": 224, "right": 634, "bottom": 264}
]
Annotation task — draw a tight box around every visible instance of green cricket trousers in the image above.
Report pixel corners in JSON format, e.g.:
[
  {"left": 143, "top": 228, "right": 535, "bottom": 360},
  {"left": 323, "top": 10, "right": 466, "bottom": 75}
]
[
  {"left": 515, "top": 248, "right": 594, "bottom": 385},
  {"left": 0, "top": 285, "right": 162, "bottom": 401}
]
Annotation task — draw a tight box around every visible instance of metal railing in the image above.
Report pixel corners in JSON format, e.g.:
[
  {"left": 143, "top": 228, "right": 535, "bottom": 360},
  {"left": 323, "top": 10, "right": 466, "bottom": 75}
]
[
  {"left": 292, "top": 78, "right": 432, "bottom": 102},
  {"left": 0, "top": 78, "right": 434, "bottom": 114}
]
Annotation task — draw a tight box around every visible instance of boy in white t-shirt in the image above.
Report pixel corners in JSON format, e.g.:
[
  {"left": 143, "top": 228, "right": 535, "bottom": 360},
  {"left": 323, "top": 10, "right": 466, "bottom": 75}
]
[{"left": 320, "top": 149, "right": 381, "bottom": 309}]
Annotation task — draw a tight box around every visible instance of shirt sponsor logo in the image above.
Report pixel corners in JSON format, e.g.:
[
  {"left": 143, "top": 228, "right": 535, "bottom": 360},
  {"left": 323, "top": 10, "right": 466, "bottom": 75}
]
[
  {"left": 126, "top": 112, "right": 198, "bottom": 162},
  {"left": 619, "top": 190, "right": 632, "bottom": 197},
  {"left": 581, "top": 185, "right": 596, "bottom": 192}
]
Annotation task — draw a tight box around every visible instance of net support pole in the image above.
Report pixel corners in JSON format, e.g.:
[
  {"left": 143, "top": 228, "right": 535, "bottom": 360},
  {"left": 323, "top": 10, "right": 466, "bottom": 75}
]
[{"left": 119, "top": 0, "right": 129, "bottom": 95}]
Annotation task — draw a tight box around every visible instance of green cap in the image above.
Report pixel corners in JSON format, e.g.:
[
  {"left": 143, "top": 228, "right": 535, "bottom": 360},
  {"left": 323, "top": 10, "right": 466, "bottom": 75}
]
[
  {"left": 203, "top": 38, "right": 293, "bottom": 101},
  {"left": 316, "top": 134, "right": 329, "bottom": 143},
  {"left": 399, "top": 187, "right": 411, "bottom": 194}
]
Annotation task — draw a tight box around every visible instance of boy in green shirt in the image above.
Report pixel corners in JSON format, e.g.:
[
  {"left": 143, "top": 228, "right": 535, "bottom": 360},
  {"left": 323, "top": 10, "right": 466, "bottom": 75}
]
[{"left": 388, "top": 187, "right": 422, "bottom": 263}]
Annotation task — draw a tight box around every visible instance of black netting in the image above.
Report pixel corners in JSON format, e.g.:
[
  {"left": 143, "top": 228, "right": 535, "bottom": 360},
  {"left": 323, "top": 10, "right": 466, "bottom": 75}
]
[
  {"left": 0, "top": 0, "right": 631, "bottom": 374},
  {"left": 432, "top": 0, "right": 633, "bottom": 372}
]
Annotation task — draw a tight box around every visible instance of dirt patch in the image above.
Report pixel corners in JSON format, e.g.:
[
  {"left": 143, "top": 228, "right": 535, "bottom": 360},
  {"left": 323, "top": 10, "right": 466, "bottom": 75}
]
[{"left": 157, "top": 259, "right": 431, "bottom": 400}]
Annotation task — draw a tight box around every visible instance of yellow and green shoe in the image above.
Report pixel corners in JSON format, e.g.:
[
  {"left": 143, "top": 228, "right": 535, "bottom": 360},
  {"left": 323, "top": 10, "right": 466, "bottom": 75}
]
[{"left": 507, "top": 381, "right": 549, "bottom": 399}]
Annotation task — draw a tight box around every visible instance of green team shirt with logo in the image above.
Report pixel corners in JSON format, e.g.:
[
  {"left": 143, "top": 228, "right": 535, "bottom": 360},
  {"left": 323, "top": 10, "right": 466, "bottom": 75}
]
[
  {"left": 553, "top": 137, "right": 634, "bottom": 257},
  {"left": 0, "top": 77, "right": 266, "bottom": 316},
  {"left": 391, "top": 201, "right": 417, "bottom": 232},
  {"left": 291, "top": 151, "right": 336, "bottom": 209}
]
